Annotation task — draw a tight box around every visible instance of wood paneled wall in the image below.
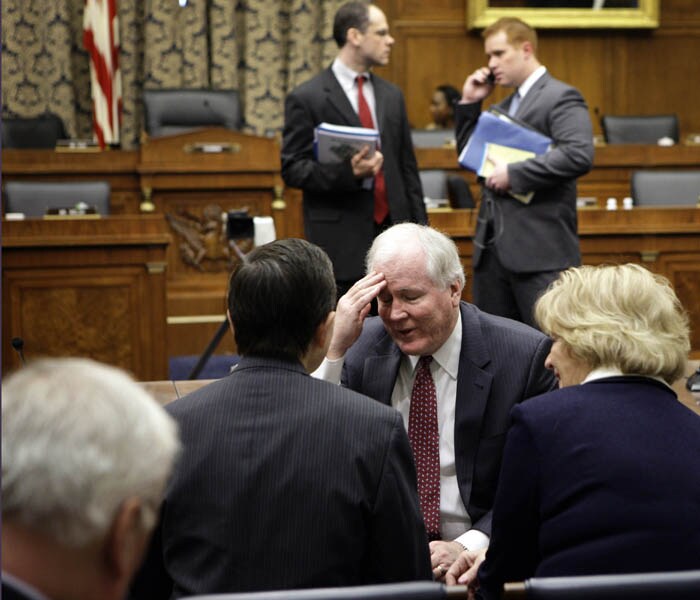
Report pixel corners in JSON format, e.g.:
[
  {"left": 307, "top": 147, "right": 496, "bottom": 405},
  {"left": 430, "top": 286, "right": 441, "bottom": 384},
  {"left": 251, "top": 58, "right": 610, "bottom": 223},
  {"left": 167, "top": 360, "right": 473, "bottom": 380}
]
[{"left": 374, "top": 0, "right": 700, "bottom": 137}]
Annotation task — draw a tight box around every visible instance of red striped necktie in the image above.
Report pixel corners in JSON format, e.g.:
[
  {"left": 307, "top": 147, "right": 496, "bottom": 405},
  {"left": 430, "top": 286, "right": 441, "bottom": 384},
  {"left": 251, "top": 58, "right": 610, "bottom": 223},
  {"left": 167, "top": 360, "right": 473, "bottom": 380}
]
[{"left": 356, "top": 75, "right": 389, "bottom": 224}]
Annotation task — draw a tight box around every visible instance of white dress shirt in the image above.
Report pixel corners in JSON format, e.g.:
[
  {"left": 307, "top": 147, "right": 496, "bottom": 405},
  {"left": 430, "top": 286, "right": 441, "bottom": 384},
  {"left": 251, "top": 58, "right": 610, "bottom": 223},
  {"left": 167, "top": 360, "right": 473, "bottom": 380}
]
[
  {"left": 313, "top": 312, "right": 489, "bottom": 550},
  {"left": 331, "top": 57, "right": 379, "bottom": 128},
  {"left": 514, "top": 65, "right": 547, "bottom": 105}
]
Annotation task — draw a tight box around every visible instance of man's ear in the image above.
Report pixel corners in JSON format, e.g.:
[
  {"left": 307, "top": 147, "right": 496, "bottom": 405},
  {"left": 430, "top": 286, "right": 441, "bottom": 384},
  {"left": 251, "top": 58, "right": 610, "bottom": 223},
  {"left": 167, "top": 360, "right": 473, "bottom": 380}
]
[
  {"left": 103, "top": 498, "right": 151, "bottom": 580},
  {"left": 346, "top": 26, "right": 362, "bottom": 47},
  {"left": 450, "top": 280, "right": 463, "bottom": 307},
  {"left": 521, "top": 40, "right": 534, "bottom": 59}
]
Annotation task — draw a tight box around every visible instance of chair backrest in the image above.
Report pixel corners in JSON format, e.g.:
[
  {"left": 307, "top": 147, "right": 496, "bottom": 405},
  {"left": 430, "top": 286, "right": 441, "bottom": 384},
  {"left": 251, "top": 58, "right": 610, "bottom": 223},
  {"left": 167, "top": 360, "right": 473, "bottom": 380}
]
[
  {"left": 3, "top": 181, "right": 111, "bottom": 216},
  {"left": 1, "top": 112, "right": 67, "bottom": 149},
  {"left": 601, "top": 114, "right": 679, "bottom": 144},
  {"left": 411, "top": 129, "right": 455, "bottom": 148},
  {"left": 631, "top": 170, "right": 700, "bottom": 206},
  {"left": 446, "top": 175, "right": 475, "bottom": 209},
  {"left": 503, "top": 569, "right": 700, "bottom": 600},
  {"left": 182, "top": 581, "right": 466, "bottom": 600},
  {"left": 420, "top": 169, "right": 448, "bottom": 201},
  {"left": 143, "top": 89, "right": 242, "bottom": 138}
]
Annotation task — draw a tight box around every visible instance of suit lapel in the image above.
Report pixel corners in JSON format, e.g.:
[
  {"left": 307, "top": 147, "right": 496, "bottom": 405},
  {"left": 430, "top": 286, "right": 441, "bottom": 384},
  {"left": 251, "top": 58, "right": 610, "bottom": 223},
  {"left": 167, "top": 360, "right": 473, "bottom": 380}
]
[
  {"left": 517, "top": 71, "right": 551, "bottom": 117},
  {"left": 454, "top": 303, "right": 494, "bottom": 509},
  {"left": 370, "top": 73, "right": 385, "bottom": 132},
  {"left": 322, "top": 67, "right": 362, "bottom": 126},
  {"left": 362, "top": 334, "right": 402, "bottom": 406}
]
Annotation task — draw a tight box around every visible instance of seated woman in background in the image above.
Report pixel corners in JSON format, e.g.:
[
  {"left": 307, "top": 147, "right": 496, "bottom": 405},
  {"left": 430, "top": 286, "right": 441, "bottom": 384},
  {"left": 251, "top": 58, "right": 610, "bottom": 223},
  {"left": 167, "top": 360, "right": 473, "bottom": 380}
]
[
  {"left": 447, "top": 263, "right": 700, "bottom": 599},
  {"left": 426, "top": 84, "right": 460, "bottom": 130}
]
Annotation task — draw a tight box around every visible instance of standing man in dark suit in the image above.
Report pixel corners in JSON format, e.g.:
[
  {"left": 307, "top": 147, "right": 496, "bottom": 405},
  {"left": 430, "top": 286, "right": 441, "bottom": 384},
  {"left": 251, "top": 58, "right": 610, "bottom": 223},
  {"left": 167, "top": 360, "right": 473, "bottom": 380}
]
[
  {"left": 314, "top": 223, "right": 555, "bottom": 579},
  {"left": 129, "top": 238, "right": 431, "bottom": 599},
  {"left": 282, "top": 1, "right": 426, "bottom": 298},
  {"left": 455, "top": 17, "right": 594, "bottom": 328}
]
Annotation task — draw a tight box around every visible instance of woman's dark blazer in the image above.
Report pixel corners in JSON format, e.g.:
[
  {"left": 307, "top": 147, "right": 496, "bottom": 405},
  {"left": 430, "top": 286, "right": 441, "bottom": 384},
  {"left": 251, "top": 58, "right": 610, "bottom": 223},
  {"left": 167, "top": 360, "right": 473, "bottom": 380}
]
[{"left": 478, "top": 375, "right": 700, "bottom": 599}]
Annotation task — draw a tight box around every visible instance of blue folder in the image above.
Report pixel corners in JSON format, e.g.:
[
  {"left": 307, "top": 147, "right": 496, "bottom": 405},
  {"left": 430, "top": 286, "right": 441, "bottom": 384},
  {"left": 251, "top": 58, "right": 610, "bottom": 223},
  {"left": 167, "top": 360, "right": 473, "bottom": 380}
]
[{"left": 458, "top": 109, "right": 552, "bottom": 173}]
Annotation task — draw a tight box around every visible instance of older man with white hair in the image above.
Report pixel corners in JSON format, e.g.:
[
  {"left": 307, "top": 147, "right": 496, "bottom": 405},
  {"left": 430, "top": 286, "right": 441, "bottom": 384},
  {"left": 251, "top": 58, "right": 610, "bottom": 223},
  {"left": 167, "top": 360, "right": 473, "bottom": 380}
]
[
  {"left": 1, "top": 358, "right": 180, "bottom": 600},
  {"left": 316, "top": 222, "right": 556, "bottom": 578}
]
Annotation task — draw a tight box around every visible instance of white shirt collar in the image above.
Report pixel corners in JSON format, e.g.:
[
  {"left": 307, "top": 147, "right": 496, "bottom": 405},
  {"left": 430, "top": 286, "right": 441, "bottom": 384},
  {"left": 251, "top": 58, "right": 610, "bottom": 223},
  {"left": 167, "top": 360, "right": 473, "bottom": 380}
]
[
  {"left": 332, "top": 57, "right": 369, "bottom": 93},
  {"left": 582, "top": 366, "right": 672, "bottom": 389},
  {"left": 516, "top": 65, "right": 547, "bottom": 100},
  {"left": 407, "top": 310, "right": 462, "bottom": 380}
]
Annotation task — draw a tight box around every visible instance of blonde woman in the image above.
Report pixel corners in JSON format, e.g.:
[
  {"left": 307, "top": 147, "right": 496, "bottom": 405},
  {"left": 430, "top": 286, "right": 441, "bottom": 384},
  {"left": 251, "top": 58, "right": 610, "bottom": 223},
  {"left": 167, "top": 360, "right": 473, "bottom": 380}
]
[{"left": 448, "top": 264, "right": 700, "bottom": 599}]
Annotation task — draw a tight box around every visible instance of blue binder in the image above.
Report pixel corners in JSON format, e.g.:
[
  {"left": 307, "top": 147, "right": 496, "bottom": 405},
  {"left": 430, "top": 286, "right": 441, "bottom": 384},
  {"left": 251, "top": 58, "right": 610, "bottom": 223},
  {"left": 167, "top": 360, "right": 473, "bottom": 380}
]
[{"left": 458, "top": 109, "right": 552, "bottom": 173}]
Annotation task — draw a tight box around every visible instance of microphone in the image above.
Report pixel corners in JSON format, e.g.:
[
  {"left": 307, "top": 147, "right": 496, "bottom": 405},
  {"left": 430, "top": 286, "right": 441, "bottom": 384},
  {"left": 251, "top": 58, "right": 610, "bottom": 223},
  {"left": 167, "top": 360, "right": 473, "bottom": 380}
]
[
  {"left": 687, "top": 366, "right": 700, "bottom": 392},
  {"left": 11, "top": 337, "right": 26, "bottom": 365}
]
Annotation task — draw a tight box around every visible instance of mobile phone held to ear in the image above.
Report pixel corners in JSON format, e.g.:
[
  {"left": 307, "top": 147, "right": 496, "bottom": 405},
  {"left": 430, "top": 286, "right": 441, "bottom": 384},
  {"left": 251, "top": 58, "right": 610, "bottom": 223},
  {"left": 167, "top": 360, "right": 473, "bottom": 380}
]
[{"left": 486, "top": 70, "right": 496, "bottom": 85}]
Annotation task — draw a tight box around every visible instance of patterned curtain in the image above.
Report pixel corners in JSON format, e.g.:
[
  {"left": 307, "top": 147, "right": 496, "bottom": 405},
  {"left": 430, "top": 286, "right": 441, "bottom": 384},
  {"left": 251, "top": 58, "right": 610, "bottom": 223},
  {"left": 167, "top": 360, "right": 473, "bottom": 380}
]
[{"left": 2, "top": 0, "right": 345, "bottom": 149}]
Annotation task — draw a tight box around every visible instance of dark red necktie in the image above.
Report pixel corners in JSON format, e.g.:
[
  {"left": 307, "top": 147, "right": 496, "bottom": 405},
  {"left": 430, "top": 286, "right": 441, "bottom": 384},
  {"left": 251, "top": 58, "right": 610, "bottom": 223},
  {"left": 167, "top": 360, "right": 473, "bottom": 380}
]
[
  {"left": 408, "top": 355, "right": 440, "bottom": 541},
  {"left": 356, "top": 75, "right": 389, "bottom": 224}
]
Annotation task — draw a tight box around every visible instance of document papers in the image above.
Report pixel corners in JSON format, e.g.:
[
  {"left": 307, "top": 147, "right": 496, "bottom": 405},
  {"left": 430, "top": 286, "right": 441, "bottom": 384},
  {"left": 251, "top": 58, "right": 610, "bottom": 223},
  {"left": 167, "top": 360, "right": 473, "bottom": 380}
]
[
  {"left": 458, "top": 109, "right": 552, "bottom": 204},
  {"left": 314, "top": 122, "right": 379, "bottom": 163},
  {"left": 478, "top": 143, "right": 536, "bottom": 204}
]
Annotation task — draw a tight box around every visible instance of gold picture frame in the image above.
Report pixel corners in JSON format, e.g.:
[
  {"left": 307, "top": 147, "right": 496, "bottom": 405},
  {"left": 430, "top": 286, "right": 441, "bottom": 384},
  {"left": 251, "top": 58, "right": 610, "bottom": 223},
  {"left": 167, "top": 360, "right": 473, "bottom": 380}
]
[{"left": 467, "top": 0, "right": 659, "bottom": 30}]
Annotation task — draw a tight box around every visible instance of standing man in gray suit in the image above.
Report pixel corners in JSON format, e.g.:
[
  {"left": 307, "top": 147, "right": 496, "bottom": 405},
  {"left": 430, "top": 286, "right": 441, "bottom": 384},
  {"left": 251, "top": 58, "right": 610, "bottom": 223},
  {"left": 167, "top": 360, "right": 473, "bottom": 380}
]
[
  {"left": 314, "top": 223, "right": 555, "bottom": 580},
  {"left": 282, "top": 1, "right": 426, "bottom": 298},
  {"left": 129, "top": 238, "right": 431, "bottom": 599},
  {"left": 455, "top": 17, "right": 594, "bottom": 328}
]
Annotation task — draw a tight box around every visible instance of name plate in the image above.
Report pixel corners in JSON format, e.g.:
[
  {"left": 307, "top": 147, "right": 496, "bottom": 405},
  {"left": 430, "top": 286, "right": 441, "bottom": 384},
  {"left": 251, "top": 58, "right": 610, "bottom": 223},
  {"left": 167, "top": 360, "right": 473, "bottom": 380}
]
[{"left": 184, "top": 142, "right": 241, "bottom": 154}]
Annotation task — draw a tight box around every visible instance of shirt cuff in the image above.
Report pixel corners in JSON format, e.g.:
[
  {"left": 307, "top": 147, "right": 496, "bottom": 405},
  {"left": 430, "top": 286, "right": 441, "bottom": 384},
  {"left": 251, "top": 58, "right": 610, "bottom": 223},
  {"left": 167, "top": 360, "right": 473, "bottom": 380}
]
[
  {"left": 310, "top": 355, "right": 345, "bottom": 384},
  {"left": 455, "top": 529, "right": 490, "bottom": 552}
]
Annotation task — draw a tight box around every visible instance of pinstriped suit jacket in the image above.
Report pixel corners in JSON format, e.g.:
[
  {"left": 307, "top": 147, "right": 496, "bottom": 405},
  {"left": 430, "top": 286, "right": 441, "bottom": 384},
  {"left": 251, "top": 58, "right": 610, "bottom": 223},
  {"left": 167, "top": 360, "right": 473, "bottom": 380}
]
[
  {"left": 341, "top": 302, "right": 555, "bottom": 539},
  {"left": 129, "top": 356, "right": 431, "bottom": 599}
]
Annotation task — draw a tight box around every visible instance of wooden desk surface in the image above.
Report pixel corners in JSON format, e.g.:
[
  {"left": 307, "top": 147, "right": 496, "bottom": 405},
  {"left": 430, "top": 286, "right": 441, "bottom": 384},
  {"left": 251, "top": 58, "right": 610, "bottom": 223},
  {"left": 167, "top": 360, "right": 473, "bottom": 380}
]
[
  {"left": 2, "top": 214, "right": 171, "bottom": 247},
  {"left": 427, "top": 206, "right": 700, "bottom": 237},
  {"left": 142, "top": 361, "right": 699, "bottom": 416},
  {"left": 413, "top": 143, "right": 700, "bottom": 171}
]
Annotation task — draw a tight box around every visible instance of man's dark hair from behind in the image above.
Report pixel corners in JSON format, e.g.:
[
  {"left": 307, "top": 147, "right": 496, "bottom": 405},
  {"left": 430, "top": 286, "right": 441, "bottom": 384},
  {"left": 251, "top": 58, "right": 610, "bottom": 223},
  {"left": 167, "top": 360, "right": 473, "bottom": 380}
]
[
  {"left": 228, "top": 238, "right": 336, "bottom": 361},
  {"left": 332, "top": 1, "right": 370, "bottom": 47}
]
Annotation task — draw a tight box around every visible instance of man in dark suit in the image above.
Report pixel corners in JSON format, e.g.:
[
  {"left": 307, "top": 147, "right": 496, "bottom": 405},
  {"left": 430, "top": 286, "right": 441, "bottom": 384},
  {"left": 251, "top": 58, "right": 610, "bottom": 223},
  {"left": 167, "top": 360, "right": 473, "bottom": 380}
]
[
  {"left": 129, "top": 238, "right": 431, "bottom": 599},
  {"left": 2, "top": 358, "right": 180, "bottom": 600},
  {"left": 282, "top": 0, "right": 426, "bottom": 298},
  {"left": 455, "top": 17, "right": 594, "bottom": 328},
  {"left": 313, "top": 223, "right": 555, "bottom": 579}
]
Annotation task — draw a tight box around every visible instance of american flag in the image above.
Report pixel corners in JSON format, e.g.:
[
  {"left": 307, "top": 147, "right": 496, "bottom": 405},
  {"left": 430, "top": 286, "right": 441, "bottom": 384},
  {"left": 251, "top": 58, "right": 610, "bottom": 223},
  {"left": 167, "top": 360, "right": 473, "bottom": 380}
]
[{"left": 83, "top": 0, "right": 121, "bottom": 148}]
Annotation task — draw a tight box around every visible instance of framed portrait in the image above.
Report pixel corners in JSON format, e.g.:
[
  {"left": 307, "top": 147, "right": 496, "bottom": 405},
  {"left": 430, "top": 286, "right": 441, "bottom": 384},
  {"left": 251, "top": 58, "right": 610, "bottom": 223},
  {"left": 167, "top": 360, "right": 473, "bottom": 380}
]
[{"left": 467, "top": 0, "right": 659, "bottom": 29}]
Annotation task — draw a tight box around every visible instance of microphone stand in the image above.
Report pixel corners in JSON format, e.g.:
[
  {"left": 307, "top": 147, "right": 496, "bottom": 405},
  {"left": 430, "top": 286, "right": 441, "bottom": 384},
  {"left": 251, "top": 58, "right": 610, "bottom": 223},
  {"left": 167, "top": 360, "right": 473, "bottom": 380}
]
[
  {"left": 11, "top": 337, "right": 26, "bottom": 365},
  {"left": 186, "top": 237, "right": 249, "bottom": 380}
]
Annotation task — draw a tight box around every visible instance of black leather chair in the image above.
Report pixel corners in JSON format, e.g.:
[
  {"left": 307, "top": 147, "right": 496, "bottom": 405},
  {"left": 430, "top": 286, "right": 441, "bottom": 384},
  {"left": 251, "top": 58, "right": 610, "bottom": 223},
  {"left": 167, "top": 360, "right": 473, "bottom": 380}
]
[
  {"left": 182, "top": 582, "right": 468, "bottom": 600},
  {"left": 601, "top": 114, "right": 679, "bottom": 144},
  {"left": 447, "top": 175, "right": 475, "bottom": 209},
  {"left": 631, "top": 170, "right": 700, "bottom": 206},
  {"left": 143, "top": 89, "right": 242, "bottom": 138},
  {"left": 503, "top": 569, "right": 700, "bottom": 600},
  {"left": 3, "top": 181, "right": 111, "bottom": 216},
  {"left": 1, "top": 112, "right": 67, "bottom": 149},
  {"left": 411, "top": 129, "right": 455, "bottom": 148}
]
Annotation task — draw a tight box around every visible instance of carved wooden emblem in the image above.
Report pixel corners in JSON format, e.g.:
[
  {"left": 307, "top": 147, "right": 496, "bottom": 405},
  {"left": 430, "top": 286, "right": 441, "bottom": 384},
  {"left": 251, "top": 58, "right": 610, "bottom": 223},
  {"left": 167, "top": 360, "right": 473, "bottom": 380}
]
[{"left": 166, "top": 204, "right": 251, "bottom": 272}]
